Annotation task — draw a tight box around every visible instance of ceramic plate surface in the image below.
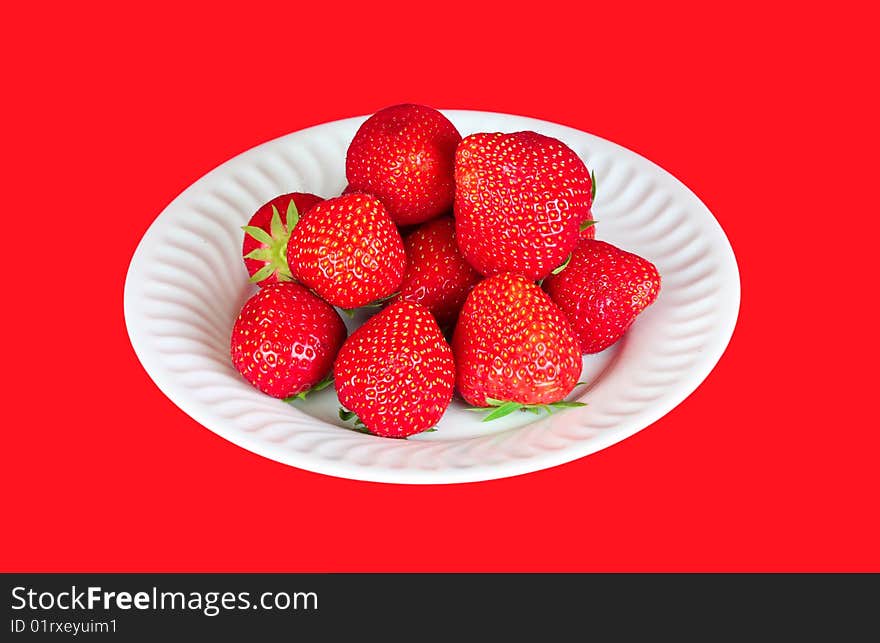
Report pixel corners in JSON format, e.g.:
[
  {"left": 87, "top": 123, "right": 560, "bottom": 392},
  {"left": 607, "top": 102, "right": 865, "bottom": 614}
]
[{"left": 124, "top": 110, "right": 740, "bottom": 484}]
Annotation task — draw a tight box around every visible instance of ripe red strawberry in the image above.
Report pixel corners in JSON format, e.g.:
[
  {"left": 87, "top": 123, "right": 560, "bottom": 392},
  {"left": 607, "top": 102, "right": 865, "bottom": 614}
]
[
  {"left": 346, "top": 103, "right": 461, "bottom": 226},
  {"left": 454, "top": 131, "right": 593, "bottom": 280},
  {"left": 391, "top": 215, "right": 481, "bottom": 329},
  {"left": 334, "top": 301, "right": 455, "bottom": 438},
  {"left": 287, "top": 193, "right": 406, "bottom": 309},
  {"left": 452, "top": 273, "right": 584, "bottom": 414},
  {"left": 543, "top": 240, "right": 661, "bottom": 354},
  {"left": 230, "top": 282, "right": 347, "bottom": 398},
  {"left": 242, "top": 192, "right": 323, "bottom": 285}
]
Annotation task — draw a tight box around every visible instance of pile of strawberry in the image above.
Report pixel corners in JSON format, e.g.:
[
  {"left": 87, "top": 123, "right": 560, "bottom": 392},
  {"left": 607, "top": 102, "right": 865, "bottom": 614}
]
[{"left": 230, "top": 104, "right": 661, "bottom": 438}]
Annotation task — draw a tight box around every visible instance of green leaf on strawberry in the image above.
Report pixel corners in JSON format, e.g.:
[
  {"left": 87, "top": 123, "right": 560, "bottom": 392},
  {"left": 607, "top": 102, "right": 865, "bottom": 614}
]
[
  {"left": 466, "top": 400, "right": 521, "bottom": 421},
  {"left": 338, "top": 407, "right": 371, "bottom": 433},
  {"left": 579, "top": 219, "right": 598, "bottom": 232},
  {"left": 591, "top": 169, "right": 597, "bottom": 202},
  {"left": 242, "top": 225, "right": 273, "bottom": 246},
  {"left": 551, "top": 253, "right": 573, "bottom": 275},
  {"left": 464, "top": 397, "right": 586, "bottom": 422}
]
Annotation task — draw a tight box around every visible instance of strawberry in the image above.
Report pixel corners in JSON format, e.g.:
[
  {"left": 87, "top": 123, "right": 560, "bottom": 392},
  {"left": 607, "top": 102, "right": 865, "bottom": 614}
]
[
  {"left": 334, "top": 301, "right": 455, "bottom": 438},
  {"left": 392, "top": 215, "right": 481, "bottom": 330},
  {"left": 241, "top": 192, "right": 323, "bottom": 285},
  {"left": 346, "top": 103, "right": 461, "bottom": 226},
  {"left": 452, "top": 273, "right": 584, "bottom": 415},
  {"left": 543, "top": 240, "right": 661, "bottom": 354},
  {"left": 454, "top": 131, "right": 593, "bottom": 280},
  {"left": 230, "top": 282, "right": 347, "bottom": 399},
  {"left": 287, "top": 193, "right": 406, "bottom": 309}
]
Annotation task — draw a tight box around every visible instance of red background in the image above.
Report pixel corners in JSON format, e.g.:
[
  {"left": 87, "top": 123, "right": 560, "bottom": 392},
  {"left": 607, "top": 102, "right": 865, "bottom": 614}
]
[{"left": 2, "top": 2, "right": 877, "bottom": 572}]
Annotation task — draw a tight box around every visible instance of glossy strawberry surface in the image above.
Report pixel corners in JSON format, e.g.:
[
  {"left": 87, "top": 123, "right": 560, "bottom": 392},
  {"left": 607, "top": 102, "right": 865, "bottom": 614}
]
[
  {"left": 230, "top": 282, "right": 347, "bottom": 398},
  {"left": 452, "top": 273, "right": 582, "bottom": 407},
  {"left": 287, "top": 193, "right": 406, "bottom": 309},
  {"left": 543, "top": 240, "right": 661, "bottom": 353},
  {"left": 346, "top": 104, "right": 461, "bottom": 226},
  {"left": 454, "top": 131, "right": 593, "bottom": 280},
  {"left": 334, "top": 301, "right": 455, "bottom": 438},
  {"left": 393, "top": 216, "right": 481, "bottom": 329}
]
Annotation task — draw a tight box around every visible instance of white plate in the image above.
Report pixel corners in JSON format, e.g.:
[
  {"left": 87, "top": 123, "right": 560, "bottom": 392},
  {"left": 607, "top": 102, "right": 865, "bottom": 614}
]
[{"left": 124, "top": 110, "right": 740, "bottom": 484}]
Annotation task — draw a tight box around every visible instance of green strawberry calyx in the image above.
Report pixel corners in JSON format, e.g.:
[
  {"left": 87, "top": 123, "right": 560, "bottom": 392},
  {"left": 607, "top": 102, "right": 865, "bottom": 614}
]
[
  {"left": 338, "top": 407, "right": 372, "bottom": 433},
  {"left": 283, "top": 372, "right": 333, "bottom": 403},
  {"left": 464, "top": 397, "right": 587, "bottom": 422},
  {"left": 242, "top": 199, "right": 300, "bottom": 283},
  {"left": 338, "top": 408, "right": 438, "bottom": 437},
  {"left": 590, "top": 169, "right": 597, "bottom": 202}
]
